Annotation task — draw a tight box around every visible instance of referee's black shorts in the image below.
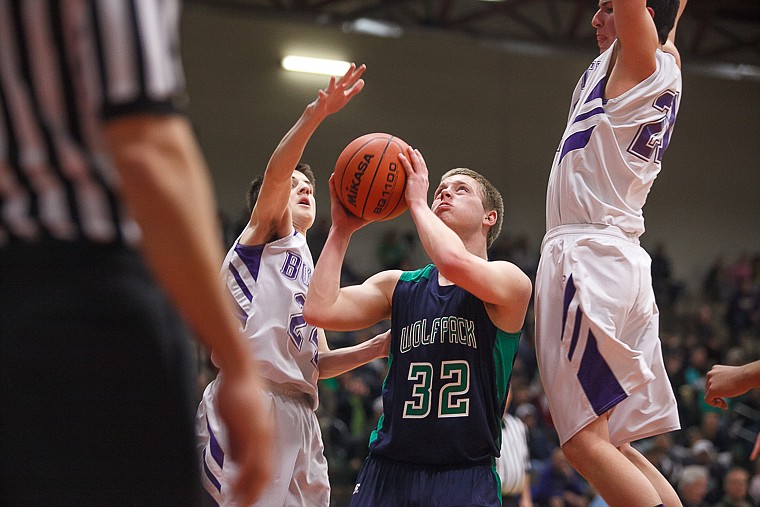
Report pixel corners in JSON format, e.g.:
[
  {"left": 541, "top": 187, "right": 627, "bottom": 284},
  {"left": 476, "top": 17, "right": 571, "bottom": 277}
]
[{"left": 0, "top": 239, "right": 202, "bottom": 506}]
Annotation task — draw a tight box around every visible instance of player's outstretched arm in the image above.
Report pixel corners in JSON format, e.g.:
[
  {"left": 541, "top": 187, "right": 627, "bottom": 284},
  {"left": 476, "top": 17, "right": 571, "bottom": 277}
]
[
  {"left": 105, "top": 114, "right": 273, "bottom": 504},
  {"left": 705, "top": 360, "right": 760, "bottom": 409},
  {"left": 663, "top": 0, "right": 688, "bottom": 67},
  {"left": 245, "top": 64, "right": 366, "bottom": 240},
  {"left": 304, "top": 175, "right": 397, "bottom": 332},
  {"left": 317, "top": 328, "right": 391, "bottom": 379},
  {"left": 608, "top": 0, "right": 660, "bottom": 93}
]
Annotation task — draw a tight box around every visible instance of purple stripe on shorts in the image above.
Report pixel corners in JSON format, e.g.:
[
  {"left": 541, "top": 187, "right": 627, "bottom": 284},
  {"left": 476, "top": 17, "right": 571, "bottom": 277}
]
[
  {"left": 568, "top": 309, "right": 582, "bottom": 361},
  {"left": 202, "top": 448, "right": 222, "bottom": 493},
  {"left": 561, "top": 274, "right": 576, "bottom": 338},
  {"left": 577, "top": 330, "right": 627, "bottom": 415},
  {"left": 208, "top": 420, "right": 225, "bottom": 468}
]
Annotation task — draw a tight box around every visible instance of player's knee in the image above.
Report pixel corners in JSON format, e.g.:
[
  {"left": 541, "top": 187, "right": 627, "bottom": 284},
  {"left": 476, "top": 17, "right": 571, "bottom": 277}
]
[
  {"left": 560, "top": 439, "right": 585, "bottom": 470},
  {"left": 617, "top": 442, "right": 637, "bottom": 460}
]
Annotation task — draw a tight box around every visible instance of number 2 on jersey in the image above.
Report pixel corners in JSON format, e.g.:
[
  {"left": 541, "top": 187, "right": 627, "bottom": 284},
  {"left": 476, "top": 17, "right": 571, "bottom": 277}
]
[{"left": 403, "top": 360, "right": 470, "bottom": 419}]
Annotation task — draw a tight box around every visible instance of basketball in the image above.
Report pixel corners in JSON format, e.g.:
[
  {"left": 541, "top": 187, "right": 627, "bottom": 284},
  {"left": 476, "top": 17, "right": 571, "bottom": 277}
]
[{"left": 334, "top": 133, "right": 409, "bottom": 221}]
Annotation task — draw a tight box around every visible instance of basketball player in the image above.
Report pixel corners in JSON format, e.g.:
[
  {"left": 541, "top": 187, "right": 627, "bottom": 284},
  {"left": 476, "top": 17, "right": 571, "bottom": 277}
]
[
  {"left": 534, "top": 1, "right": 688, "bottom": 506},
  {"left": 304, "top": 147, "right": 532, "bottom": 506},
  {"left": 197, "top": 63, "right": 391, "bottom": 507},
  {"left": 0, "top": 1, "right": 271, "bottom": 505}
]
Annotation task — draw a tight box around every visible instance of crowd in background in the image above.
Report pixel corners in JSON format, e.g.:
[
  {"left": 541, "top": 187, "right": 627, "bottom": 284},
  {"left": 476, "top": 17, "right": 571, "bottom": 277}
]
[{"left": 210, "top": 213, "right": 760, "bottom": 506}]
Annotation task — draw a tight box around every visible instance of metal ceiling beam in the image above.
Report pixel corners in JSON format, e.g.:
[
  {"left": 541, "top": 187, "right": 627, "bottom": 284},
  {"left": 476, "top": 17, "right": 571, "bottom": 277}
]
[{"left": 188, "top": 0, "right": 760, "bottom": 68}]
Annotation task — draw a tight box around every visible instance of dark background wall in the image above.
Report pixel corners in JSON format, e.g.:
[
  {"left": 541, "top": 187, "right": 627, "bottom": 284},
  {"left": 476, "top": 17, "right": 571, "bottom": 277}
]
[{"left": 180, "top": 3, "right": 760, "bottom": 291}]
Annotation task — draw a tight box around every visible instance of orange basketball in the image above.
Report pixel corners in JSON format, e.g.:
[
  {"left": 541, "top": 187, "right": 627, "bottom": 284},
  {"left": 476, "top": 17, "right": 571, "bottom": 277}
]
[{"left": 334, "top": 133, "right": 409, "bottom": 221}]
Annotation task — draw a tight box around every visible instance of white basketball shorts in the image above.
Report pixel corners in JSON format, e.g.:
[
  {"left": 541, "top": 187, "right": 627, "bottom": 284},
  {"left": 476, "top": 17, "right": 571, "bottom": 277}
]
[
  {"left": 535, "top": 225, "right": 680, "bottom": 447},
  {"left": 197, "top": 379, "right": 330, "bottom": 506}
]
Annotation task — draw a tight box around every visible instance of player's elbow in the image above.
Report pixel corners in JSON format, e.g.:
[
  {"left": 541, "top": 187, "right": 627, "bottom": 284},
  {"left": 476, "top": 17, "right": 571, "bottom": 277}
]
[
  {"left": 435, "top": 250, "right": 471, "bottom": 282},
  {"left": 303, "top": 300, "right": 329, "bottom": 329},
  {"left": 302, "top": 302, "right": 320, "bottom": 327}
]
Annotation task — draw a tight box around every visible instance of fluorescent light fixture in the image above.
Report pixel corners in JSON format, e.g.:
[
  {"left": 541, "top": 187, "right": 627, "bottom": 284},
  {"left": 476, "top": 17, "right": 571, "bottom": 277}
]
[
  {"left": 281, "top": 56, "right": 351, "bottom": 76},
  {"left": 342, "top": 18, "right": 403, "bottom": 38}
]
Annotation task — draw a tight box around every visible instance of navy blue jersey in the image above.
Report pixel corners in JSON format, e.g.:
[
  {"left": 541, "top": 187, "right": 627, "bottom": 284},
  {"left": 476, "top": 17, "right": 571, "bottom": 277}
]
[{"left": 369, "top": 264, "right": 522, "bottom": 466}]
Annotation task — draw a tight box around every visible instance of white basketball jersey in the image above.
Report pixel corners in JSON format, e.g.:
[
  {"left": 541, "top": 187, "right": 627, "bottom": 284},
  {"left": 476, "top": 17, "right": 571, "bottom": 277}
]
[
  {"left": 222, "top": 230, "right": 319, "bottom": 408},
  {"left": 546, "top": 41, "right": 682, "bottom": 237}
]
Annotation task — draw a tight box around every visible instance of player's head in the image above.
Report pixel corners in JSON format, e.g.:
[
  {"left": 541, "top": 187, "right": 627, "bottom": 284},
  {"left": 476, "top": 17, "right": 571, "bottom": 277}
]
[
  {"left": 592, "top": 0, "right": 679, "bottom": 53},
  {"left": 436, "top": 168, "right": 504, "bottom": 249},
  {"left": 647, "top": 0, "right": 680, "bottom": 44},
  {"left": 247, "top": 163, "right": 317, "bottom": 227}
]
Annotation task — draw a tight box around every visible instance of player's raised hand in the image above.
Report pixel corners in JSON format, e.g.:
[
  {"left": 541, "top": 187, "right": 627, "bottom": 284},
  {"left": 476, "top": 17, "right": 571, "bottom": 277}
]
[
  {"left": 311, "top": 63, "right": 366, "bottom": 117},
  {"left": 215, "top": 368, "right": 274, "bottom": 504}
]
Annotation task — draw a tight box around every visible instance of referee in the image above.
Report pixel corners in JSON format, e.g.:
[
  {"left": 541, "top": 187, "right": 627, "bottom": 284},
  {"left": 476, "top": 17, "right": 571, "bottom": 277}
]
[
  {"left": 0, "top": 1, "right": 270, "bottom": 505},
  {"left": 497, "top": 393, "right": 534, "bottom": 507}
]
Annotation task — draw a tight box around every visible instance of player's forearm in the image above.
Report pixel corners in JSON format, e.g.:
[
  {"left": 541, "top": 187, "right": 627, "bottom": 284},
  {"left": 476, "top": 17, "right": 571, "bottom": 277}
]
[
  {"left": 265, "top": 105, "right": 325, "bottom": 182},
  {"left": 736, "top": 361, "right": 760, "bottom": 393},
  {"left": 409, "top": 199, "right": 470, "bottom": 274},
  {"left": 106, "top": 115, "right": 251, "bottom": 376},
  {"left": 318, "top": 333, "right": 387, "bottom": 379},
  {"left": 663, "top": 0, "right": 687, "bottom": 65},
  {"left": 303, "top": 226, "right": 352, "bottom": 327},
  {"left": 669, "top": 0, "right": 688, "bottom": 44}
]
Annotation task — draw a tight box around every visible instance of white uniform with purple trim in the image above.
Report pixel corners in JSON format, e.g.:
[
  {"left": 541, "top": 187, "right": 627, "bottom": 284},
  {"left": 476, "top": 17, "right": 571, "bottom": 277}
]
[
  {"left": 196, "top": 230, "right": 329, "bottom": 506},
  {"left": 535, "top": 41, "right": 681, "bottom": 447}
]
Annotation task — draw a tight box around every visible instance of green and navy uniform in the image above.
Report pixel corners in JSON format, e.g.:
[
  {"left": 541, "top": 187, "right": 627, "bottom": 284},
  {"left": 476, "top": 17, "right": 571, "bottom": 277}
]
[{"left": 351, "top": 264, "right": 522, "bottom": 506}]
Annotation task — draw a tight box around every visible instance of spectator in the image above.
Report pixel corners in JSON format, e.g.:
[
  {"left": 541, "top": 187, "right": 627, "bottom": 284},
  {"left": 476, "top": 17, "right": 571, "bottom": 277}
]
[
  {"left": 703, "top": 255, "right": 732, "bottom": 303},
  {"left": 712, "top": 467, "right": 752, "bottom": 507},
  {"left": 679, "top": 465, "right": 711, "bottom": 507},
  {"left": 689, "top": 440, "right": 727, "bottom": 503},
  {"left": 531, "top": 448, "right": 589, "bottom": 507},
  {"left": 725, "top": 279, "right": 759, "bottom": 343},
  {"left": 516, "top": 402, "right": 558, "bottom": 468}
]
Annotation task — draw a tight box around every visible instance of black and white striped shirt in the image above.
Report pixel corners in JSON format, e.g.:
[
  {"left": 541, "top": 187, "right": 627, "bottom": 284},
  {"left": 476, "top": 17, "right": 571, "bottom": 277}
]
[
  {"left": 497, "top": 412, "right": 531, "bottom": 496},
  {"left": 0, "top": 0, "right": 185, "bottom": 247}
]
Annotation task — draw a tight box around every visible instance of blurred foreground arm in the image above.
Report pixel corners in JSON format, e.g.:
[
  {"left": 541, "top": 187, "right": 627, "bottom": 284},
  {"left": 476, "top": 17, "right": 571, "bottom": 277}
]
[{"left": 105, "top": 115, "right": 272, "bottom": 504}]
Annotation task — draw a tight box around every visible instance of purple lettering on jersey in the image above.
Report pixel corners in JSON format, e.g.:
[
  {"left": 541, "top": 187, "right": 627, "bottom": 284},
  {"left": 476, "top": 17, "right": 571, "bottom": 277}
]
[
  {"left": 301, "top": 263, "right": 312, "bottom": 287},
  {"left": 580, "top": 60, "right": 603, "bottom": 91},
  {"left": 309, "top": 328, "right": 319, "bottom": 367},
  {"left": 281, "top": 251, "right": 302, "bottom": 280},
  {"left": 627, "top": 89, "right": 679, "bottom": 163},
  {"left": 577, "top": 330, "right": 627, "bottom": 416},
  {"left": 288, "top": 312, "right": 307, "bottom": 349}
]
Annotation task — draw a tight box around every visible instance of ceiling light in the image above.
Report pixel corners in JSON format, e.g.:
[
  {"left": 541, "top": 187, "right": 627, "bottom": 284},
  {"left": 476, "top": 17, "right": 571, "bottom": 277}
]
[
  {"left": 281, "top": 56, "right": 351, "bottom": 76},
  {"left": 342, "top": 18, "right": 403, "bottom": 38}
]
